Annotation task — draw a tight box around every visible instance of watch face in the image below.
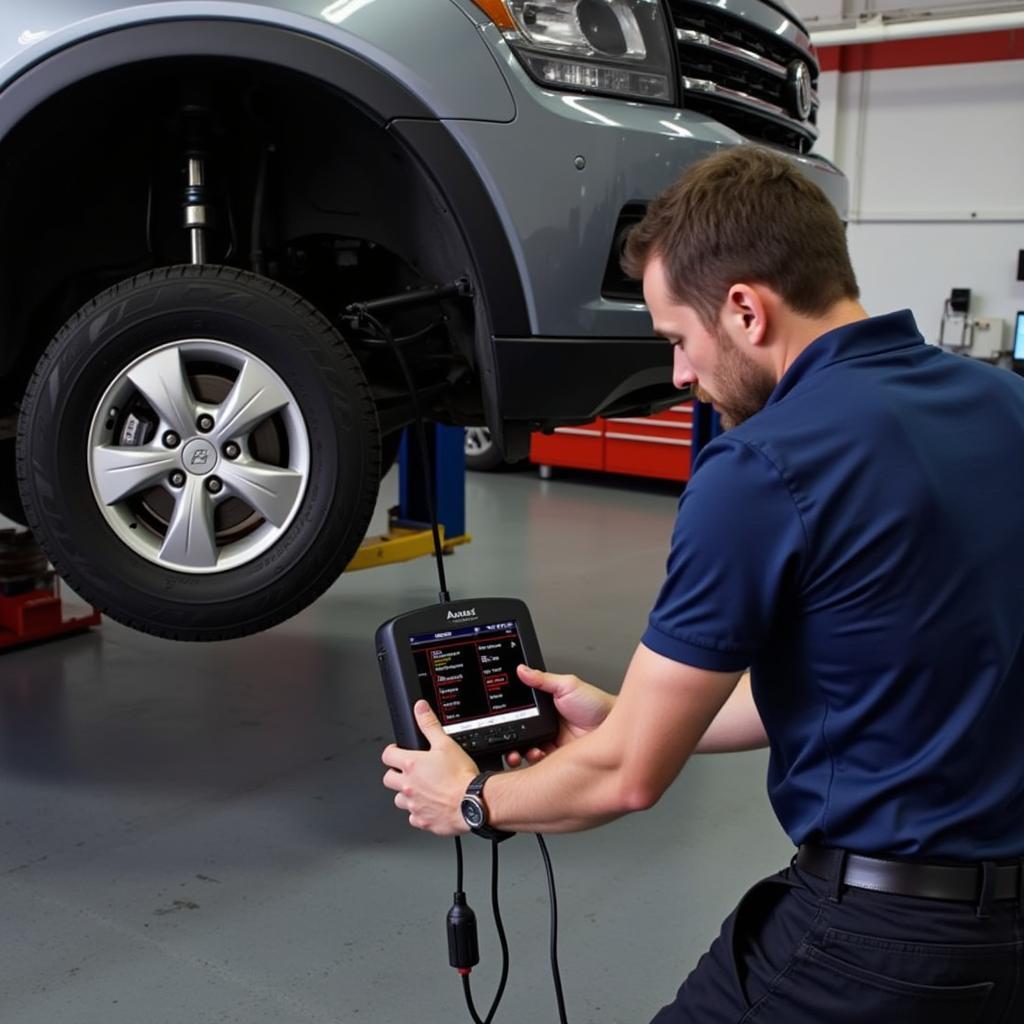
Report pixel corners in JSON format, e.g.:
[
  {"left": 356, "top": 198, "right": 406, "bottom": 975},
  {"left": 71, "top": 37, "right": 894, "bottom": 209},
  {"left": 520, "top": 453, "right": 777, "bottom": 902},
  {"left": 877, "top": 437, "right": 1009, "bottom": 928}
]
[{"left": 460, "top": 796, "right": 485, "bottom": 829}]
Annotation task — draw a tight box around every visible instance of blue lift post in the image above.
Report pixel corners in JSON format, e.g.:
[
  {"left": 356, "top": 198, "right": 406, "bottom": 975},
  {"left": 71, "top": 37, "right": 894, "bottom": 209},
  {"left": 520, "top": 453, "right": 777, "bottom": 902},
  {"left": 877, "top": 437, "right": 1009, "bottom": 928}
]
[
  {"left": 396, "top": 424, "right": 467, "bottom": 541},
  {"left": 346, "top": 424, "right": 471, "bottom": 572}
]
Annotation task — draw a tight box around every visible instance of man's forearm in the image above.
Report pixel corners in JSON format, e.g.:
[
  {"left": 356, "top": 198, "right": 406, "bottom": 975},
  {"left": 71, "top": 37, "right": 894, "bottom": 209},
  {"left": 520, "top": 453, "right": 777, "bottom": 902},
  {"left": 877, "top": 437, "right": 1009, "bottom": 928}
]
[
  {"left": 483, "top": 729, "right": 639, "bottom": 833},
  {"left": 481, "top": 646, "right": 743, "bottom": 833}
]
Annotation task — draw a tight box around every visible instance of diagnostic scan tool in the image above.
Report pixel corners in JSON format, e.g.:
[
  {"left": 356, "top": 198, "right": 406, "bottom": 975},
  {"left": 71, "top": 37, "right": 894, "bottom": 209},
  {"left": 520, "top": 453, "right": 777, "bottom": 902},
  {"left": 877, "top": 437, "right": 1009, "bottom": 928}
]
[{"left": 376, "top": 597, "right": 558, "bottom": 757}]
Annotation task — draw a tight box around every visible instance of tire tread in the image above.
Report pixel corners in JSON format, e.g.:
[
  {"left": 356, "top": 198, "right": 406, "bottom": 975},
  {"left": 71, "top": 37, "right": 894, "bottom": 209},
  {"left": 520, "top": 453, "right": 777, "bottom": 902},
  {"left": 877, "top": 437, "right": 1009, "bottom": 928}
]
[{"left": 17, "top": 264, "right": 381, "bottom": 641}]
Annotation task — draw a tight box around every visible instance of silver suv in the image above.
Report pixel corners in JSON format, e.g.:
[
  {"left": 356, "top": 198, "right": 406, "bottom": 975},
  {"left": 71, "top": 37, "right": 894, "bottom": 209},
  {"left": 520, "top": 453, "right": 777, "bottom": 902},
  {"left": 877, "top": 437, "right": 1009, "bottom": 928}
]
[{"left": 0, "top": 0, "right": 846, "bottom": 639}]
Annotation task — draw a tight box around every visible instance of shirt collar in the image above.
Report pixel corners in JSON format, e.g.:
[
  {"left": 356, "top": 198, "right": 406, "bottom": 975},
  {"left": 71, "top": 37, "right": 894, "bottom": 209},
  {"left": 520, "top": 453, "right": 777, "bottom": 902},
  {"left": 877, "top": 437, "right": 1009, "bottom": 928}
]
[{"left": 765, "top": 310, "right": 924, "bottom": 407}]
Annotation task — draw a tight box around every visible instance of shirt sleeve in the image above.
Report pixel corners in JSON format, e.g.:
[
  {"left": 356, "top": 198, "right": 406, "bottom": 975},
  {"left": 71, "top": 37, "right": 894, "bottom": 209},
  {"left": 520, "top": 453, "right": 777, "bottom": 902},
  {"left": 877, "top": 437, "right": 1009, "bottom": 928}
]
[{"left": 642, "top": 437, "right": 806, "bottom": 671}]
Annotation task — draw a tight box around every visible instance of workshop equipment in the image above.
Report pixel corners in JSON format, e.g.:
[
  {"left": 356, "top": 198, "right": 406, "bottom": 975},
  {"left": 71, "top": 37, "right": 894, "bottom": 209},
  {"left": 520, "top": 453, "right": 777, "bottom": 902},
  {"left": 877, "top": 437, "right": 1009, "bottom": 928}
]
[{"left": 0, "top": 530, "right": 101, "bottom": 650}]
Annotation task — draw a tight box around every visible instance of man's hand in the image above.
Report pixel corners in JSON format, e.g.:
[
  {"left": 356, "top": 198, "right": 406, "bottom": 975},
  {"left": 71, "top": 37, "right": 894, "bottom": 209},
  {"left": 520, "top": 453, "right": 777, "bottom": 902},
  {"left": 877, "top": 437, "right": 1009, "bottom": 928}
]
[
  {"left": 381, "top": 700, "right": 479, "bottom": 836},
  {"left": 505, "top": 665, "right": 615, "bottom": 768}
]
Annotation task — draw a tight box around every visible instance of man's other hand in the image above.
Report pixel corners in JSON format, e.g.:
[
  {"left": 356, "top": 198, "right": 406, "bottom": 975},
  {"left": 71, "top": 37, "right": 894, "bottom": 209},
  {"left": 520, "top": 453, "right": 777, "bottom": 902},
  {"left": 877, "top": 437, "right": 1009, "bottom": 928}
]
[{"left": 505, "top": 665, "right": 615, "bottom": 768}]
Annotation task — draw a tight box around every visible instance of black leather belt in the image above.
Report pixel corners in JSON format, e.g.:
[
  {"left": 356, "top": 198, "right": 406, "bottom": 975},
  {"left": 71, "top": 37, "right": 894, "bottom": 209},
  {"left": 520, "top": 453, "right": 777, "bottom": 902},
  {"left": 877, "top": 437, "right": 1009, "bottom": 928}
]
[{"left": 796, "top": 844, "right": 1023, "bottom": 903}]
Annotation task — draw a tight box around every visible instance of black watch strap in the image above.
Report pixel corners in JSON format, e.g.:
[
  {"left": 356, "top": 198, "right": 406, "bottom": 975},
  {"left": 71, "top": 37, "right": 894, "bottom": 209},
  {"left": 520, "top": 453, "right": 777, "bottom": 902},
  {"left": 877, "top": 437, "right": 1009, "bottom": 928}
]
[{"left": 463, "top": 771, "right": 515, "bottom": 842}]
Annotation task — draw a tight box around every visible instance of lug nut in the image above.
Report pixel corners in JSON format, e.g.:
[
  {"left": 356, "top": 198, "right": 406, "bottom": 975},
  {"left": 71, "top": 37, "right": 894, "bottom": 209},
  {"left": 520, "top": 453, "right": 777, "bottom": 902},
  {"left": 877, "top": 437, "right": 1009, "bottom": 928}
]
[
  {"left": 197, "top": 414, "right": 214, "bottom": 432},
  {"left": 205, "top": 477, "right": 223, "bottom": 494},
  {"left": 169, "top": 471, "right": 186, "bottom": 487},
  {"left": 163, "top": 431, "right": 180, "bottom": 448},
  {"left": 223, "top": 442, "right": 240, "bottom": 460}
]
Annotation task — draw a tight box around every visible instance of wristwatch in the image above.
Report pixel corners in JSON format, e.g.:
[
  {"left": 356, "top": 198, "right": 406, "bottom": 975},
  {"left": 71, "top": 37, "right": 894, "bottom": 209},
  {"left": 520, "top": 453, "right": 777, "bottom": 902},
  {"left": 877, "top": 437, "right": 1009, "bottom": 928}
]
[{"left": 460, "top": 771, "right": 515, "bottom": 842}]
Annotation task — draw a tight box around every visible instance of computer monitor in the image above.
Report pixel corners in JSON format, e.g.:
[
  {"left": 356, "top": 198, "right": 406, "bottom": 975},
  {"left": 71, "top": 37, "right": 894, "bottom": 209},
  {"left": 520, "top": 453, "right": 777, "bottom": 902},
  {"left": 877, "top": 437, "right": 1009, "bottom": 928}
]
[{"left": 1015, "top": 311, "right": 1024, "bottom": 362}]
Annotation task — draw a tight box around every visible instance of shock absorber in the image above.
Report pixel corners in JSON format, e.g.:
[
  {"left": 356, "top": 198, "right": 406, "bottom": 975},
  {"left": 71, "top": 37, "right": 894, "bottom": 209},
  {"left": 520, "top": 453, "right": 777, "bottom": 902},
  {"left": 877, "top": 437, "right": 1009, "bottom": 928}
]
[
  {"left": 183, "top": 151, "right": 208, "bottom": 265},
  {"left": 179, "top": 97, "right": 213, "bottom": 265}
]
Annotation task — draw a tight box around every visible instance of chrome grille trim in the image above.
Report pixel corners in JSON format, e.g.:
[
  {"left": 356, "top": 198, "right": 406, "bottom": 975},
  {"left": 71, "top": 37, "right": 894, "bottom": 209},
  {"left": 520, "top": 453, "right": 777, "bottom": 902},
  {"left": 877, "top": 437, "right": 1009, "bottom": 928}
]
[
  {"left": 676, "top": 29, "right": 788, "bottom": 80},
  {"left": 681, "top": 77, "right": 801, "bottom": 125},
  {"left": 669, "top": 0, "right": 820, "bottom": 152}
]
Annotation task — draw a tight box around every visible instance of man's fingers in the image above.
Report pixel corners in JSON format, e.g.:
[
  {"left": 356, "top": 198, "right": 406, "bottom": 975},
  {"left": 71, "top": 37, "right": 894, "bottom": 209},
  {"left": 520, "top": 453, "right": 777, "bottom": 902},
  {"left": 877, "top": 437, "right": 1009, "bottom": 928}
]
[
  {"left": 381, "top": 744, "right": 410, "bottom": 770},
  {"left": 505, "top": 746, "right": 547, "bottom": 769},
  {"left": 413, "top": 700, "right": 447, "bottom": 748},
  {"left": 516, "top": 664, "right": 581, "bottom": 696}
]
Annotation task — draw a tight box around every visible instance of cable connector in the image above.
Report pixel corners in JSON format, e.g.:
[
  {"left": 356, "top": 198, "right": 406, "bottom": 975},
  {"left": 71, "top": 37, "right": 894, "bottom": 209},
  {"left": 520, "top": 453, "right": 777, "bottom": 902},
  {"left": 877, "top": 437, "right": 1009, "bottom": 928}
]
[{"left": 447, "top": 891, "right": 480, "bottom": 972}]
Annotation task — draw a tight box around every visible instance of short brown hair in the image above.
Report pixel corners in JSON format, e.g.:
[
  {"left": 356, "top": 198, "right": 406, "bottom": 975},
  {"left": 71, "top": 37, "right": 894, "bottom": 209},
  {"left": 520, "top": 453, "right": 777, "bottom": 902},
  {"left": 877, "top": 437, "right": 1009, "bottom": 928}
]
[{"left": 621, "top": 147, "right": 859, "bottom": 328}]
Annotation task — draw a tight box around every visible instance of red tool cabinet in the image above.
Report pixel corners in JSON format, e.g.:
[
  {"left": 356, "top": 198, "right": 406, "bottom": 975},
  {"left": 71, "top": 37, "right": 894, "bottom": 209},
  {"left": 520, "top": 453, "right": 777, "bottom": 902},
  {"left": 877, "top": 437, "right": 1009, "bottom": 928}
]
[{"left": 530, "top": 402, "right": 694, "bottom": 482}]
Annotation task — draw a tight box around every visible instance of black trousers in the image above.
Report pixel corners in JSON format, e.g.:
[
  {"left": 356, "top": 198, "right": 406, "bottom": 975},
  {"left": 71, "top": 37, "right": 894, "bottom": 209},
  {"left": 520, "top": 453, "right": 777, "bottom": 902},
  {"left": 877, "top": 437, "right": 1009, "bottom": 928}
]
[{"left": 650, "top": 859, "right": 1023, "bottom": 1023}]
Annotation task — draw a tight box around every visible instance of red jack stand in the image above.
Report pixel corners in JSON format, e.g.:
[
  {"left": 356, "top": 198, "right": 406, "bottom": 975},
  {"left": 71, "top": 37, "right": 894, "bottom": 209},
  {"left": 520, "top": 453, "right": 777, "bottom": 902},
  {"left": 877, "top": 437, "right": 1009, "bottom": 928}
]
[{"left": 0, "top": 530, "right": 101, "bottom": 651}]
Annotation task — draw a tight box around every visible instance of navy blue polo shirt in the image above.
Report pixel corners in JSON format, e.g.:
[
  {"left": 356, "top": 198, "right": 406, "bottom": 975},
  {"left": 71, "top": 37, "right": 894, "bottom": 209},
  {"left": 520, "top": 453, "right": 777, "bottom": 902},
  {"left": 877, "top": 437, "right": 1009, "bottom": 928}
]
[{"left": 643, "top": 311, "right": 1024, "bottom": 860}]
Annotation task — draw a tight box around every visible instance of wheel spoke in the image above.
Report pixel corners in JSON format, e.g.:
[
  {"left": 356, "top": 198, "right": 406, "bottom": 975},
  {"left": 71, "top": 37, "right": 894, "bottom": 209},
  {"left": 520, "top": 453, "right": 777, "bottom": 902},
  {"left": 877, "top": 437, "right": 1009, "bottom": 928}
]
[
  {"left": 220, "top": 459, "right": 304, "bottom": 527},
  {"left": 92, "top": 445, "right": 179, "bottom": 505},
  {"left": 465, "top": 427, "right": 490, "bottom": 455},
  {"left": 125, "top": 347, "right": 197, "bottom": 437},
  {"left": 159, "top": 477, "right": 218, "bottom": 568},
  {"left": 211, "top": 358, "right": 290, "bottom": 443}
]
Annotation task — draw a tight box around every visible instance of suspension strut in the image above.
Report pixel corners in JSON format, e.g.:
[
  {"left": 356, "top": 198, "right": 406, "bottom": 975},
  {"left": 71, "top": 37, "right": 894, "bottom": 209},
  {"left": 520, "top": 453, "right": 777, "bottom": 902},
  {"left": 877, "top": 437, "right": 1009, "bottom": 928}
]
[
  {"left": 179, "top": 98, "right": 212, "bottom": 265},
  {"left": 183, "top": 151, "right": 208, "bottom": 265}
]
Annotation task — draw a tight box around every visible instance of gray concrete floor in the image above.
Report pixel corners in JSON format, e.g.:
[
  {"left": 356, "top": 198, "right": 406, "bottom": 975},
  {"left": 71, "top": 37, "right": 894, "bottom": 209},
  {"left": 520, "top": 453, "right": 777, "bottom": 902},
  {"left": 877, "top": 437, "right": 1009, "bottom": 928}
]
[{"left": 0, "top": 467, "right": 791, "bottom": 1024}]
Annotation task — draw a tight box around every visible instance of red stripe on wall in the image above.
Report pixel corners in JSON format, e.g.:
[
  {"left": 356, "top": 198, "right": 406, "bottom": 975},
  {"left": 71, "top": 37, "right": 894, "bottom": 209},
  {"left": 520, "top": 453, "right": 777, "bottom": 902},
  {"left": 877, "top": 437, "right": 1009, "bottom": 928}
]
[{"left": 817, "top": 29, "right": 1023, "bottom": 73}]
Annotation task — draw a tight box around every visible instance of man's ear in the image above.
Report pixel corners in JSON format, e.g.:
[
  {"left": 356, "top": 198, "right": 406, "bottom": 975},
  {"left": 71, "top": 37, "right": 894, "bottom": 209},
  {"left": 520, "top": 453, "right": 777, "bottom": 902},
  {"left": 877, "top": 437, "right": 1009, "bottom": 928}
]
[{"left": 721, "top": 283, "right": 770, "bottom": 348}]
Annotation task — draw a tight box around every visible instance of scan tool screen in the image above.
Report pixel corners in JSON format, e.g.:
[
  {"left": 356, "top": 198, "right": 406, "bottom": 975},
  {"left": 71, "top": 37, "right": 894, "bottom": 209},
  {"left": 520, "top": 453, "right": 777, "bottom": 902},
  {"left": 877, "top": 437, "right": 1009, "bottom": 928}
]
[{"left": 409, "top": 620, "right": 540, "bottom": 735}]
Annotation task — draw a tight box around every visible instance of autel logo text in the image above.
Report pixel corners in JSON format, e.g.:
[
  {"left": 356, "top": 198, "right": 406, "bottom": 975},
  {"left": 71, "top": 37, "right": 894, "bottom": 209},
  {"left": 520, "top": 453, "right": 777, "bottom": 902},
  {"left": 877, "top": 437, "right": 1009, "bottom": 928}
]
[{"left": 447, "top": 608, "right": 476, "bottom": 621}]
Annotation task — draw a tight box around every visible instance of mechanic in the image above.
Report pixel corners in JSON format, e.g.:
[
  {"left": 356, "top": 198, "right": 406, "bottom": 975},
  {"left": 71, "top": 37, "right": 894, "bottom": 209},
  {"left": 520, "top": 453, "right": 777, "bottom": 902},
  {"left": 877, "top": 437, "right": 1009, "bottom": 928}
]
[{"left": 382, "top": 147, "right": 1024, "bottom": 1022}]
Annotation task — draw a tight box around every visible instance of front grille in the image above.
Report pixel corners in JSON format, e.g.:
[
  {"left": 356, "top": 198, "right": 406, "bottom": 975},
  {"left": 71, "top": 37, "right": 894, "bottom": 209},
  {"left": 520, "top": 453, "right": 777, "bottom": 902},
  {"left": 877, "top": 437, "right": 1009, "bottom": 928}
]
[{"left": 666, "top": 0, "right": 820, "bottom": 153}]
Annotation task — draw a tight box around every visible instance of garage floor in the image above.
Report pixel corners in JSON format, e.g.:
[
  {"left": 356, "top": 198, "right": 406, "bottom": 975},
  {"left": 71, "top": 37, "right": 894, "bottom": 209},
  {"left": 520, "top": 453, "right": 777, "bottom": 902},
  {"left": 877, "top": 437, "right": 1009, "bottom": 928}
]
[{"left": 0, "top": 466, "right": 791, "bottom": 1024}]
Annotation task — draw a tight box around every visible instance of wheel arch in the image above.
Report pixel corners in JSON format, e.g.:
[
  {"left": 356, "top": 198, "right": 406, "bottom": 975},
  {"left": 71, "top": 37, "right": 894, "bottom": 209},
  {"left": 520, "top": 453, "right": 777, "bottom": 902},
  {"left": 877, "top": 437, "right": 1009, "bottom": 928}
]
[{"left": 0, "top": 19, "right": 529, "bottom": 427}]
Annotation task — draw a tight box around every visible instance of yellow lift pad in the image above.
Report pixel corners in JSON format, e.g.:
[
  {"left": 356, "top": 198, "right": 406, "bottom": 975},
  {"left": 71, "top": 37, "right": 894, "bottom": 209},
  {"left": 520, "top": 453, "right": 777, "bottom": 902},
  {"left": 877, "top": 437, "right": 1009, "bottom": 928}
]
[{"left": 346, "top": 525, "right": 472, "bottom": 573}]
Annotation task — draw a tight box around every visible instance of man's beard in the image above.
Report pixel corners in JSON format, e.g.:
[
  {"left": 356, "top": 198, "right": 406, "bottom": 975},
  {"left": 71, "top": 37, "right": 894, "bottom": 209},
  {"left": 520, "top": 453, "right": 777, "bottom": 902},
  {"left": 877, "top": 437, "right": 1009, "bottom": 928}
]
[{"left": 695, "top": 328, "right": 776, "bottom": 430}]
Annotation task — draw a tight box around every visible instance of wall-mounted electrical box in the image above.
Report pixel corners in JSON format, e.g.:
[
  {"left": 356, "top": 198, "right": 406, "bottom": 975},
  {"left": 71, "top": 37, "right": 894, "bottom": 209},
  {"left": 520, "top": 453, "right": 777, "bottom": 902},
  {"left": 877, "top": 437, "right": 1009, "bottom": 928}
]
[
  {"left": 968, "top": 317, "right": 1007, "bottom": 360},
  {"left": 938, "top": 287, "right": 972, "bottom": 348}
]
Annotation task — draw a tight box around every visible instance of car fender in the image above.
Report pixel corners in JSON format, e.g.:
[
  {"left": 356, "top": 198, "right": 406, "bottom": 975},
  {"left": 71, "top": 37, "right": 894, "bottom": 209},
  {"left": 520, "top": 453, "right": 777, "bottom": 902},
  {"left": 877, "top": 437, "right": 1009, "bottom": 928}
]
[{"left": 0, "top": 4, "right": 530, "bottom": 341}]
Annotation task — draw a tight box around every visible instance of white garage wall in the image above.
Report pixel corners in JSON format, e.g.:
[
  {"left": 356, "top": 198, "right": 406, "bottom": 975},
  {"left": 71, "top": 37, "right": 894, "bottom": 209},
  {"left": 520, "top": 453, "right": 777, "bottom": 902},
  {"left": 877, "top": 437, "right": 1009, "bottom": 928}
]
[
  {"left": 786, "top": 4, "right": 1024, "bottom": 341},
  {"left": 829, "top": 58, "right": 1024, "bottom": 339},
  {"left": 791, "top": 1, "right": 1018, "bottom": 27}
]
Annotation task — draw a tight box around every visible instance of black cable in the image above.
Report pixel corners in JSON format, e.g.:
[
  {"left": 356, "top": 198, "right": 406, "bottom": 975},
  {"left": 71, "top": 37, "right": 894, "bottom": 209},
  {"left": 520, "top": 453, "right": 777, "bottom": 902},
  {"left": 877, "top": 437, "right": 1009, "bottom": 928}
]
[
  {"left": 537, "top": 834, "right": 569, "bottom": 1024},
  {"left": 461, "top": 974, "right": 486, "bottom": 1024},
  {"left": 250, "top": 143, "right": 271, "bottom": 274},
  {"left": 484, "top": 839, "right": 510, "bottom": 1024},
  {"left": 355, "top": 294, "right": 566, "bottom": 1024},
  {"left": 391, "top": 319, "right": 443, "bottom": 348},
  {"left": 459, "top": 838, "right": 511, "bottom": 1024},
  {"left": 353, "top": 309, "right": 450, "bottom": 602},
  {"left": 145, "top": 176, "right": 154, "bottom": 254}
]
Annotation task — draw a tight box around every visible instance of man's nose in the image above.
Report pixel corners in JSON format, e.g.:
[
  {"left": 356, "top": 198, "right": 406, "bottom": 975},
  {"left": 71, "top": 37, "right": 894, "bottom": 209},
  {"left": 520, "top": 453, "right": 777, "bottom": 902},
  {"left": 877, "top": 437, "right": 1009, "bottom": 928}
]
[{"left": 673, "top": 351, "right": 696, "bottom": 391}]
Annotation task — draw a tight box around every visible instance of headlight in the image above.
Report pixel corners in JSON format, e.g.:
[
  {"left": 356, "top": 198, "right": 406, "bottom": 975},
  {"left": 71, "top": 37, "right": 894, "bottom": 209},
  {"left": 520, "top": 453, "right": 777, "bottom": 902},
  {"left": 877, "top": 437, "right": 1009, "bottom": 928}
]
[{"left": 473, "top": 0, "right": 675, "bottom": 104}]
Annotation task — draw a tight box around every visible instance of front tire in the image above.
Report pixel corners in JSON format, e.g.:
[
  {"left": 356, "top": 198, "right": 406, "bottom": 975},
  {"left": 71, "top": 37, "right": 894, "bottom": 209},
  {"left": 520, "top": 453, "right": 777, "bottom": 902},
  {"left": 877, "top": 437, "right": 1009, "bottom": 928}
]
[
  {"left": 18, "top": 266, "right": 380, "bottom": 640},
  {"left": 0, "top": 438, "right": 26, "bottom": 524}
]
